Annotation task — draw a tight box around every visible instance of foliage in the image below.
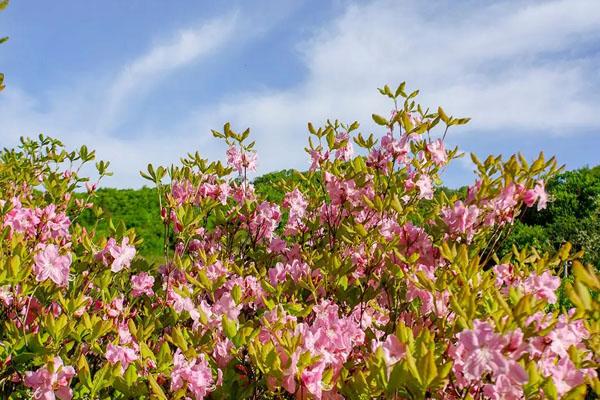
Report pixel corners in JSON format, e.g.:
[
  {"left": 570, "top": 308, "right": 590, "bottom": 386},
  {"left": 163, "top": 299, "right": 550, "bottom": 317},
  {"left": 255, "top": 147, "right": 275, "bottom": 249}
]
[
  {"left": 1, "top": 84, "right": 599, "bottom": 400},
  {"left": 77, "top": 187, "right": 163, "bottom": 257},
  {"left": 500, "top": 166, "right": 600, "bottom": 269},
  {"left": 85, "top": 166, "right": 600, "bottom": 267}
]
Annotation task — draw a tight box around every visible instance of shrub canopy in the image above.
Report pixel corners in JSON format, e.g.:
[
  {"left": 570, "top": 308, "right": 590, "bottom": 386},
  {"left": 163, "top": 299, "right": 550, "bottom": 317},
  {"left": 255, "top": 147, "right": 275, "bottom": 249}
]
[{"left": 0, "top": 84, "right": 599, "bottom": 399}]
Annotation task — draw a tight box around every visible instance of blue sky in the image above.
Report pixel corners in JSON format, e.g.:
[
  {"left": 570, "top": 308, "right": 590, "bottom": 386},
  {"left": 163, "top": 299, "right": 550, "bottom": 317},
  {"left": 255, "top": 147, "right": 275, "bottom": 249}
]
[{"left": 1, "top": 0, "right": 599, "bottom": 187}]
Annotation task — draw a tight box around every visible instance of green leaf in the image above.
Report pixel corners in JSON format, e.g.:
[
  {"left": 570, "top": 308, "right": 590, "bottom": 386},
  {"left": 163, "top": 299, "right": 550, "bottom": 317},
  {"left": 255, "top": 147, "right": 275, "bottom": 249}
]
[
  {"left": 222, "top": 315, "right": 238, "bottom": 340},
  {"left": 76, "top": 355, "right": 92, "bottom": 388},
  {"left": 147, "top": 374, "right": 168, "bottom": 400},
  {"left": 124, "top": 364, "right": 138, "bottom": 387},
  {"left": 372, "top": 114, "right": 388, "bottom": 126},
  {"left": 542, "top": 379, "right": 558, "bottom": 400},
  {"left": 231, "top": 284, "right": 243, "bottom": 305},
  {"left": 438, "top": 106, "right": 449, "bottom": 123}
]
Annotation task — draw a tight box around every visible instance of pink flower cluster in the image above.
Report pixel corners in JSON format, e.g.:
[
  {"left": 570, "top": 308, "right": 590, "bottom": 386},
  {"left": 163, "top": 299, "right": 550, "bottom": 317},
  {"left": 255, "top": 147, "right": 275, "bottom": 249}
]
[
  {"left": 4, "top": 200, "right": 70, "bottom": 242},
  {"left": 248, "top": 201, "right": 281, "bottom": 242},
  {"left": 171, "top": 177, "right": 230, "bottom": 206},
  {"left": 105, "top": 343, "right": 139, "bottom": 373},
  {"left": 494, "top": 265, "right": 561, "bottom": 304},
  {"left": 95, "top": 237, "right": 136, "bottom": 272},
  {"left": 450, "top": 320, "right": 528, "bottom": 399},
  {"left": 130, "top": 272, "right": 155, "bottom": 297},
  {"left": 268, "top": 259, "right": 310, "bottom": 286},
  {"left": 226, "top": 145, "right": 258, "bottom": 174},
  {"left": 24, "top": 357, "right": 75, "bottom": 400},
  {"left": 260, "top": 300, "right": 365, "bottom": 398},
  {"left": 451, "top": 317, "right": 597, "bottom": 398},
  {"left": 283, "top": 188, "right": 308, "bottom": 235},
  {"left": 522, "top": 180, "right": 548, "bottom": 211},
  {"left": 33, "top": 244, "right": 72, "bottom": 287},
  {"left": 441, "top": 200, "right": 480, "bottom": 242},
  {"left": 171, "top": 349, "right": 215, "bottom": 400}
]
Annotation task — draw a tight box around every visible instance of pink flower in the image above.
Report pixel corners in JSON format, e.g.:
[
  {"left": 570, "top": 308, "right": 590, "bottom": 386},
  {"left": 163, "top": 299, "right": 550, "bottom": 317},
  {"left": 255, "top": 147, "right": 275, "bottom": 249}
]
[
  {"left": 202, "top": 260, "right": 228, "bottom": 281},
  {"left": 171, "top": 180, "right": 195, "bottom": 204},
  {"left": 381, "top": 132, "right": 409, "bottom": 160},
  {"left": 415, "top": 175, "right": 433, "bottom": 200},
  {"left": 105, "top": 343, "right": 138, "bottom": 372},
  {"left": 131, "top": 272, "right": 154, "bottom": 297},
  {"left": 334, "top": 132, "right": 354, "bottom": 161},
  {"left": 366, "top": 148, "right": 390, "bottom": 170},
  {"left": 441, "top": 200, "right": 480, "bottom": 242},
  {"left": 451, "top": 320, "right": 509, "bottom": 382},
  {"left": 534, "top": 180, "right": 548, "bottom": 210},
  {"left": 96, "top": 237, "right": 136, "bottom": 272},
  {"left": 521, "top": 271, "right": 560, "bottom": 304},
  {"left": 522, "top": 180, "right": 548, "bottom": 210},
  {"left": 213, "top": 337, "right": 234, "bottom": 368},
  {"left": 109, "top": 238, "right": 136, "bottom": 272},
  {"left": 378, "top": 335, "right": 406, "bottom": 369},
  {"left": 268, "top": 263, "right": 286, "bottom": 286},
  {"left": 268, "top": 260, "right": 309, "bottom": 286},
  {"left": 4, "top": 200, "right": 40, "bottom": 237},
  {"left": 37, "top": 204, "right": 71, "bottom": 241},
  {"left": 301, "top": 362, "right": 326, "bottom": 399},
  {"left": 483, "top": 183, "right": 522, "bottom": 226},
  {"left": 248, "top": 201, "right": 281, "bottom": 242},
  {"left": 169, "top": 289, "right": 200, "bottom": 322},
  {"left": 106, "top": 296, "right": 125, "bottom": 318},
  {"left": 546, "top": 317, "right": 589, "bottom": 358},
  {"left": 226, "top": 145, "right": 257, "bottom": 174},
  {"left": 118, "top": 322, "right": 133, "bottom": 345},
  {"left": 24, "top": 356, "right": 75, "bottom": 400},
  {"left": 171, "top": 349, "right": 215, "bottom": 400},
  {"left": 283, "top": 189, "right": 308, "bottom": 234},
  {"left": 426, "top": 139, "right": 448, "bottom": 166},
  {"left": 33, "top": 244, "right": 71, "bottom": 287},
  {"left": 541, "top": 357, "right": 591, "bottom": 396},
  {"left": 308, "top": 147, "right": 329, "bottom": 171},
  {"left": 493, "top": 264, "right": 517, "bottom": 288},
  {"left": 483, "top": 372, "right": 526, "bottom": 400}
]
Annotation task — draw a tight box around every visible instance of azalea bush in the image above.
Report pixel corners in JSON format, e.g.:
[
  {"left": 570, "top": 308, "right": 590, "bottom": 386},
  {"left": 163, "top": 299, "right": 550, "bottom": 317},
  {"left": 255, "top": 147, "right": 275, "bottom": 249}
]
[{"left": 0, "top": 84, "right": 599, "bottom": 400}]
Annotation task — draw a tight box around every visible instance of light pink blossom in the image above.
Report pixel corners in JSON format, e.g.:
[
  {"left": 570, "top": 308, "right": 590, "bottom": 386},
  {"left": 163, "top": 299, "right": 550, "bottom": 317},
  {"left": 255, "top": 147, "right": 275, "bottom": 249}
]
[
  {"left": 105, "top": 343, "right": 139, "bottom": 372},
  {"left": 33, "top": 244, "right": 71, "bottom": 287},
  {"left": 130, "top": 272, "right": 154, "bottom": 297},
  {"left": 24, "top": 356, "right": 75, "bottom": 400},
  {"left": 171, "top": 349, "right": 215, "bottom": 400}
]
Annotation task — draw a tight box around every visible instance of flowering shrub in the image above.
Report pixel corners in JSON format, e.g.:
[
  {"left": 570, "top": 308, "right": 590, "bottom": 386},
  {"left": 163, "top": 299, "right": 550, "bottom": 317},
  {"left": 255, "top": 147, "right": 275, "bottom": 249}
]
[{"left": 0, "top": 85, "right": 599, "bottom": 399}]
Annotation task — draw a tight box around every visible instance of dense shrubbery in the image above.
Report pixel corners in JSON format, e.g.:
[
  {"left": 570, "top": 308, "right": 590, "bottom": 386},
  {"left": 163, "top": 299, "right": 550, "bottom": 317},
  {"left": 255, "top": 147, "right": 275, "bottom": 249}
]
[
  {"left": 1, "top": 84, "right": 600, "bottom": 400},
  {"left": 501, "top": 166, "right": 600, "bottom": 269},
  {"left": 84, "top": 167, "right": 600, "bottom": 270}
]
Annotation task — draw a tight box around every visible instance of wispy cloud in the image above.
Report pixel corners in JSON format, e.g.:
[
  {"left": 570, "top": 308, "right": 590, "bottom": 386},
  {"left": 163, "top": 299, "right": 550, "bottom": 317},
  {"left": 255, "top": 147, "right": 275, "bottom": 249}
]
[{"left": 101, "top": 12, "right": 239, "bottom": 132}]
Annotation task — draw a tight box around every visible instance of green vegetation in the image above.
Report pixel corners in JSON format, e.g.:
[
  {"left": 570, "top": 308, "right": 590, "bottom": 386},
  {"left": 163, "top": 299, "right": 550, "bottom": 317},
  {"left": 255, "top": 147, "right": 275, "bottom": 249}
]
[
  {"left": 80, "top": 166, "right": 600, "bottom": 268},
  {"left": 78, "top": 187, "right": 162, "bottom": 256},
  {"left": 500, "top": 165, "right": 600, "bottom": 268}
]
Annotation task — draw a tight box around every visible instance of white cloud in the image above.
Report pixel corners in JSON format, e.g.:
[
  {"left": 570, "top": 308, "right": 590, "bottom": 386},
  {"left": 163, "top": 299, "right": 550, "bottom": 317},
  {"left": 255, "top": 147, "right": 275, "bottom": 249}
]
[{"left": 188, "top": 0, "right": 600, "bottom": 177}]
